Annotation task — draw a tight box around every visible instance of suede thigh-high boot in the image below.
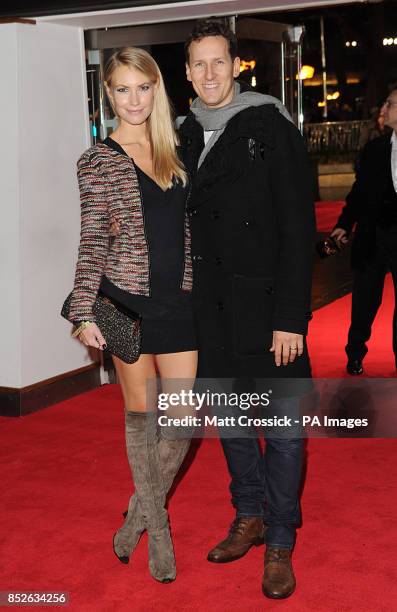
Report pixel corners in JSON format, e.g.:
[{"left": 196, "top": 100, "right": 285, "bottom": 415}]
[
  {"left": 113, "top": 420, "right": 192, "bottom": 565},
  {"left": 119, "top": 411, "right": 176, "bottom": 583}
]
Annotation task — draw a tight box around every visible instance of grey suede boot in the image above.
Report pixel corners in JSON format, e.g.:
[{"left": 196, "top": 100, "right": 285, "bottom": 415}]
[
  {"left": 113, "top": 420, "right": 191, "bottom": 566},
  {"left": 115, "top": 411, "right": 177, "bottom": 583}
]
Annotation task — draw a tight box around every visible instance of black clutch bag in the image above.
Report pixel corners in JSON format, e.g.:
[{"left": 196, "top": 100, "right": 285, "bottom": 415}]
[{"left": 61, "top": 292, "right": 142, "bottom": 364}]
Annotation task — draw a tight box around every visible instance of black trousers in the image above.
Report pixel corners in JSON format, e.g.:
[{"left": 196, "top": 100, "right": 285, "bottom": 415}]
[{"left": 346, "top": 225, "right": 397, "bottom": 364}]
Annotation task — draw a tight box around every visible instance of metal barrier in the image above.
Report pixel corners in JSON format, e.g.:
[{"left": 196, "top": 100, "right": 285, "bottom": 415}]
[{"left": 303, "top": 120, "right": 373, "bottom": 156}]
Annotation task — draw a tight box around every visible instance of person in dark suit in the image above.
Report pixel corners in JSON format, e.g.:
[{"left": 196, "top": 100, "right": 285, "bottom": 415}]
[
  {"left": 179, "top": 19, "right": 315, "bottom": 599},
  {"left": 331, "top": 86, "right": 397, "bottom": 375}
]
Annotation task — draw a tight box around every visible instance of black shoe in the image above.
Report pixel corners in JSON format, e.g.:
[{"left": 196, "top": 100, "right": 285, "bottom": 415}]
[{"left": 346, "top": 359, "right": 363, "bottom": 375}]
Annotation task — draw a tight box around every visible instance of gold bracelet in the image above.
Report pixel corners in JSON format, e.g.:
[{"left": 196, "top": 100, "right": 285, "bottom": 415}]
[{"left": 72, "top": 321, "right": 93, "bottom": 338}]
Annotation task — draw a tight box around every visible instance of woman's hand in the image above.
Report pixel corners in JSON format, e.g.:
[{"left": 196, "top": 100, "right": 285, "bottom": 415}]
[
  {"left": 109, "top": 220, "right": 121, "bottom": 236},
  {"left": 77, "top": 322, "right": 107, "bottom": 350}
]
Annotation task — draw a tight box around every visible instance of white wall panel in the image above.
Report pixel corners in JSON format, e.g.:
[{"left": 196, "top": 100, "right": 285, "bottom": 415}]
[
  {"left": 0, "top": 22, "right": 93, "bottom": 388},
  {"left": 18, "top": 22, "right": 92, "bottom": 386},
  {"left": 0, "top": 26, "right": 21, "bottom": 388}
]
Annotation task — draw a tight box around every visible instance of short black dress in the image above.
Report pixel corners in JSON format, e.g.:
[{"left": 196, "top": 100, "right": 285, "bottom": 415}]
[{"left": 99, "top": 137, "right": 197, "bottom": 354}]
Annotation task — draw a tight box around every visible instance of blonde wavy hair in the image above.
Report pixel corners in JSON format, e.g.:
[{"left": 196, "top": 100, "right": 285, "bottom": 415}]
[{"left": 104, "top": 47, "right": 186, "bottom": 190}]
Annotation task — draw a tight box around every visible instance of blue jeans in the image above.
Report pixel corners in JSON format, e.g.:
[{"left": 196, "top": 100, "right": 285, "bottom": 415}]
[{"left": 219, "top": 398, "right": 303, "bottom": 549}]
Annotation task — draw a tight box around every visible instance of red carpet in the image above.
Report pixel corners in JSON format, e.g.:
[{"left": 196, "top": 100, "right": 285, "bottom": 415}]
[
  {"left": 309, "top": 273, "right": 396, "bottom": 377},
  {"left": 1, "top": 386, "right": 396, "bottom": 611},
  {"left": 315, "top": 201, "right": 344, "bottom": 233},
  {"left": 1, "top": 219, "right": 397, "bottom": 610}
]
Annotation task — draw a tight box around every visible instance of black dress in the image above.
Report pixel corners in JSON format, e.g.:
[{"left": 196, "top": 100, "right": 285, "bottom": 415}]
[{"left": 99, "top": 137, "right": 197, "bottom": 354}]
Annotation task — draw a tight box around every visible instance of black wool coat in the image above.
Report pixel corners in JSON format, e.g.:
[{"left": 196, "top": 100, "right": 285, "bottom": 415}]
[
  {"left": 179, "top": 102, "right": 316, "bottom": 383},
  {"left": 335, "top": 133, "right": 396, "bottom": 270}
]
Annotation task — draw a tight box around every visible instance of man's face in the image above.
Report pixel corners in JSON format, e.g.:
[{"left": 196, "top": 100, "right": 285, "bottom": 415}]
[
  {"left": 381, "top": 90, "right": 397, "bottom": 131},
  {"left": 186, "top": 36, "right": 240, "bottom": 108}
]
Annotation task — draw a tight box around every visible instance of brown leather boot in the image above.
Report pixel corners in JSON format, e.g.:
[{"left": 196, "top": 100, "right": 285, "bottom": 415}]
[
  {"left": 207, "top": 517, "right": 265, "bottom": 563},
  {"left": 262, "top": 547, "right": 296, "bottom": 599}
]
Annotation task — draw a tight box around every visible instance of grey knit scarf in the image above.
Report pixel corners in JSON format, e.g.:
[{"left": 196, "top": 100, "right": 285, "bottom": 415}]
[{"left": 190, "top": 82, "right": 292, "bottom": 168}]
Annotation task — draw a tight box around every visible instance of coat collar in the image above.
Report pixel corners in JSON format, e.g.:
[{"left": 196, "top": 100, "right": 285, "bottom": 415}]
[
  {"left": 179, "top": 102, "right": 277, "bottom": 150},
  {"left": 179, "top": 103, "right": 278, "bottom": 209},
  {"left": 368, "top": 131, "right": 393, "bottom": 154}
]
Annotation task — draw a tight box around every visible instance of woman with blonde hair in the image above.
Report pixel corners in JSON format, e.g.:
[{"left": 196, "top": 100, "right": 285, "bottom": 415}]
[{"left": 66, "top": 47, "right": 197, "bottom": 583}]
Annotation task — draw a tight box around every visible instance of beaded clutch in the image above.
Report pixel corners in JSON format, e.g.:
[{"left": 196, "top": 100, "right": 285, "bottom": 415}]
[{"left": 61, "top": 293, "right": 142, "bottom": 364}]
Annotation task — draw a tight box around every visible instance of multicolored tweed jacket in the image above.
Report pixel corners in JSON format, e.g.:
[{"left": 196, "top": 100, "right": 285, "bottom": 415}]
[{"left": 68, "top": 143, "right": 193, "bottom": 323}]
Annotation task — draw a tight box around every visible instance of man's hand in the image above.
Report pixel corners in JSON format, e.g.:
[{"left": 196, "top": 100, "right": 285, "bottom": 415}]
[
  {"left": 270, "top": 331, "right": 304, "bottom": 366},
  {"left": 330, "top": 227, "right": 349, "bottom": 247}
]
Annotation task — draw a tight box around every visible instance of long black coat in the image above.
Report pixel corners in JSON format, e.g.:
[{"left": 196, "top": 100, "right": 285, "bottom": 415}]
[
  {"left": 179, "top": 102, "right": 316, "bottom": 384},
  {"left": 335, "top": 133, "right": 396, "bottom": 270}
]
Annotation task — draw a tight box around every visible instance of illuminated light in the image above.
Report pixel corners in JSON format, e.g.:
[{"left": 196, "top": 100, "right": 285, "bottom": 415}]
[
  {"left": 394, "top": 38, "right": 397, "bottom": 45},
  {"left": 251, "top": 76, "right": 257, "bottom": 87},
  {"left": 304, "top": 76, "right": 359, "bottom": 86},
  {"left": 351, "top": 41, "right": 357, "bottom": 47},
  {"left": 318, "top": 101, "right": 325, "bottom": 107},
  {"left": 388, "top": 38, "right": 394, "bottom": 45},
  {"left": 345, "top": 41, "right": 350, "bottom": 47},
  {"left": 240, "top": 60, "right": 256, "bottom": 73},
  {"left": 327, "top": 91, "right": 340, "bottom": 101},
  {"left": 383, "top": 38, "right": 388, "bottom": 46},
  {"left": 297, "top": 65, "right": 315, "bottom": 80}
]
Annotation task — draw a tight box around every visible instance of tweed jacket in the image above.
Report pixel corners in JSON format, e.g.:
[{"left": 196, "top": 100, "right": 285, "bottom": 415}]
[{"left": 67, "top": 143, "right": 193, "bottom": 323}]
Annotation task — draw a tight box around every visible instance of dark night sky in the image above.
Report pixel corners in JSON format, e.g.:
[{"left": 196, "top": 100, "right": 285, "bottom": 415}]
[{"left": 253, "top": 1, "right": 397, "bottom": 120}]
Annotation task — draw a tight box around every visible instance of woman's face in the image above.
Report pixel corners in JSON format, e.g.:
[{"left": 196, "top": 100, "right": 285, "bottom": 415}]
[{"left": 107, "top": 65, "right": 156, "bottom": 126}]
